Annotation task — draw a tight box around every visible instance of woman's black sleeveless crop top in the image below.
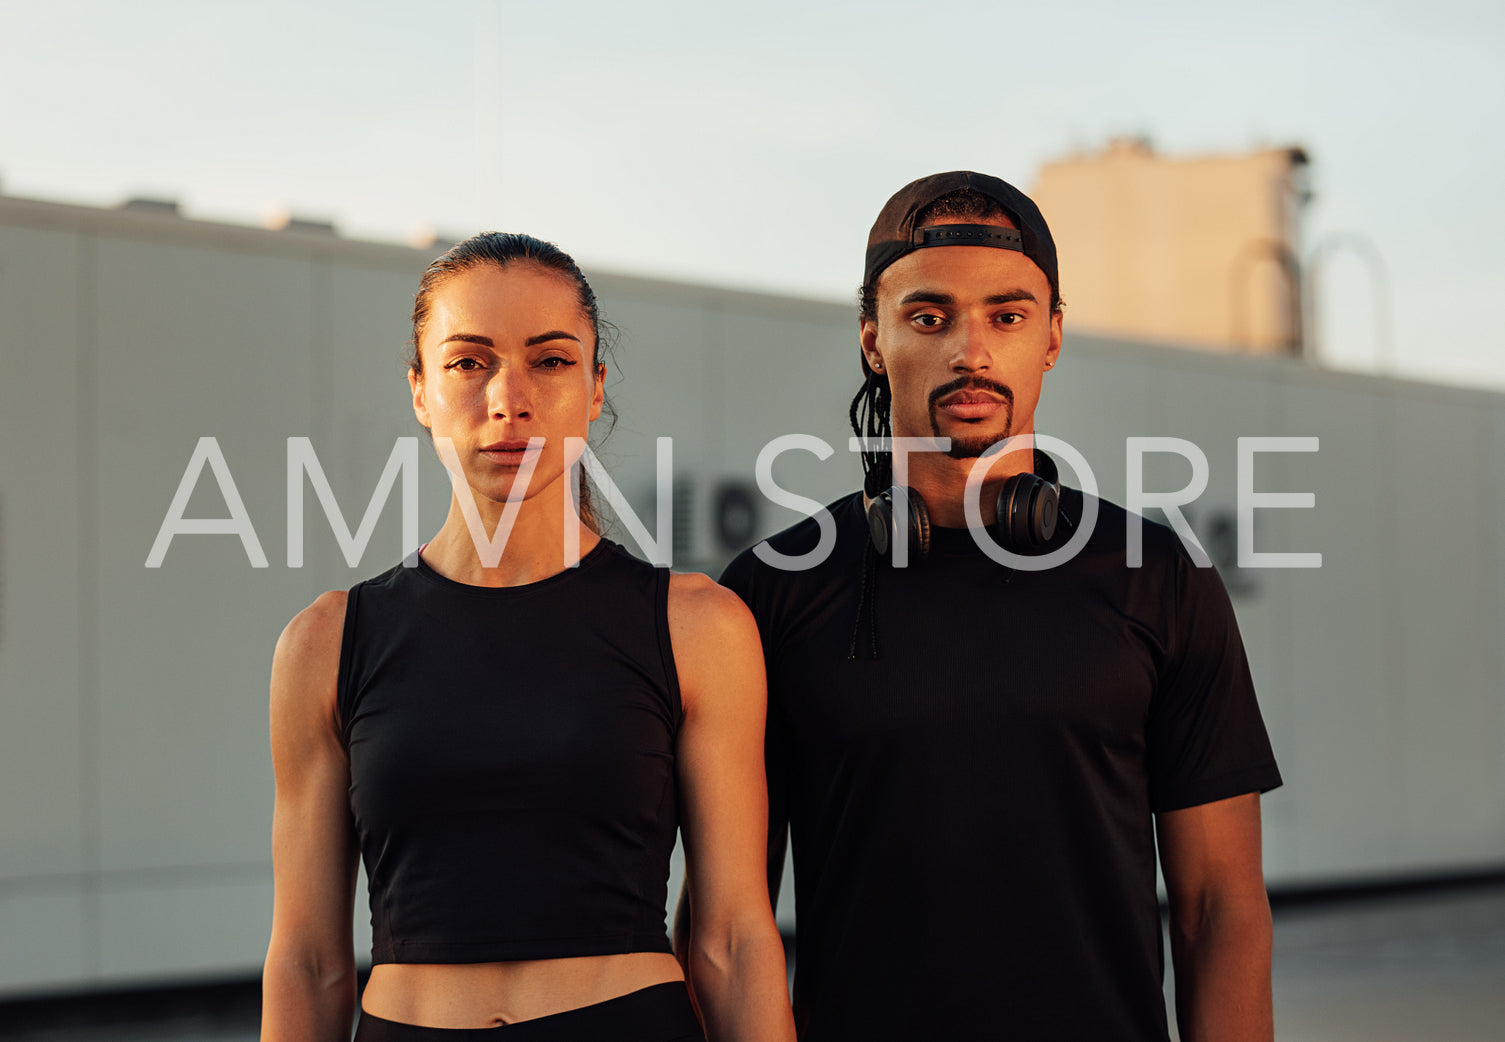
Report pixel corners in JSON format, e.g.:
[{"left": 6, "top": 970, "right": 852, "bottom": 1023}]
[{"left": 336, "top": 540, "right": 682, "bottom": 964}]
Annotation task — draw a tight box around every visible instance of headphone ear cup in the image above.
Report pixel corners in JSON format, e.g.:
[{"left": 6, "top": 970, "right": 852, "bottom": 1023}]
[
  {"left": 867, "top": 487, "right": 932, "bottom": 560},
  {"left": 1033, "top": 482, "right": 1059, "bottom": 544},
  {"left": 995, "top": 475, "right": 1025, "bottom": 551},
  {"left": 866, "top": 492, "right": 895, "bottom": 556},
  {"left": 996, "top": 474, "right": 1054, "bottom": 551},
  {"left": 907, "top": 488, "right": 931, "bottom": 559},
  {"left": 1030, "top": 449, "right": 1062, "bottom": 545}
]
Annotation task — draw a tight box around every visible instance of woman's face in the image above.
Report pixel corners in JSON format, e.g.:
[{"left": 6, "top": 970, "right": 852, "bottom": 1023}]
[{"left": 409, "top": 262, "right": 604, "bottom": 507}]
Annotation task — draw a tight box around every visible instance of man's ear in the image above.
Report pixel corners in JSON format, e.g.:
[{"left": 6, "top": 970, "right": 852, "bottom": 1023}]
[
  {"left": 1045, "top": 308, "right": 1063, "bottom": 371},
  {"left": 859, "top": 318, "right": 885, "bottom": 375}
]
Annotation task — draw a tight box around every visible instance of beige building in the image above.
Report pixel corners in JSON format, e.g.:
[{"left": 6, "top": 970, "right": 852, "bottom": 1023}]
[{"left": 1032, "top": 139, "right": 1310, "bottom": 355}]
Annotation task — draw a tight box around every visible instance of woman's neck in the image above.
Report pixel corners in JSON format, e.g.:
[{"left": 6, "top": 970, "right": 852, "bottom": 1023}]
[{"left": 421, "top": 475, "right": 600, "bottom": 587}]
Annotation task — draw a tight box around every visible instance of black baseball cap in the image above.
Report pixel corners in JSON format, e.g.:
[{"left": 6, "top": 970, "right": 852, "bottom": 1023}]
[{"left": 863, "top": 171, "right": 1059, "bottom": 303}]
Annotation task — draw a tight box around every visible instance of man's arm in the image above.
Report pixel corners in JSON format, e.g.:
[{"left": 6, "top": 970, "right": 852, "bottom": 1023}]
[{"left": 1155, "top": 792, "right": 1273, "bottom": 1042}]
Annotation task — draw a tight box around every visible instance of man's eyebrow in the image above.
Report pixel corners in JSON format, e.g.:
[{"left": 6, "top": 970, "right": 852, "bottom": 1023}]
[
  {"left": 897, "top": 290, "right": 1039, "bottom": 306},
  {"left": 986, "top": 290, "right": 1038, "bottom": 305},
  {"left": 898, "top": 291, "right": 955, "bottom": 306}
]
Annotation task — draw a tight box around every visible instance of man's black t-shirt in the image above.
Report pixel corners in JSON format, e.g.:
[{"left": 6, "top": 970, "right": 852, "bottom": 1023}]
[{"left": 721, "top": 489, "right": 1282, "bottom": 1041}]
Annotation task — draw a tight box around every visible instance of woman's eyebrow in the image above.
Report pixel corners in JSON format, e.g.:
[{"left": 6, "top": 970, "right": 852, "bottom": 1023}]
[
  {"left": 440, "top": 333, "right": 493, "bottom": 347},
  {"left": 525, "top": 330, "right": 582, "bottom": 346},
  {"left": 439, "top": 331, "right": 582, "bottom": 348}
]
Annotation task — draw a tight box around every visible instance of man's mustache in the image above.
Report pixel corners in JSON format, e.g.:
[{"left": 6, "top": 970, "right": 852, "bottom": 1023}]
[{"left": 927, "top": 376, "right": 1014, "bottom": 409}]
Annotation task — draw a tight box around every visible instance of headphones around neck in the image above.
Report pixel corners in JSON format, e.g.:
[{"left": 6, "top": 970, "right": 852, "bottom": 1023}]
[{"left": 866, "top": 449, "right": 1063, "bottom": 561}]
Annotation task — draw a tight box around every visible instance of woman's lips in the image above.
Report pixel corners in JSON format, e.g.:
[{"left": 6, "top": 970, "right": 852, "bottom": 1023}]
[{"left": 479, "top": 441, "right": 539, "bottom": 465}]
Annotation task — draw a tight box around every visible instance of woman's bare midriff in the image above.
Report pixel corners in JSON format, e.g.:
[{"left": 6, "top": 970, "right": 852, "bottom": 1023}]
[{"left": 361, "top": 952, "right": 686, "bottom": 1028}]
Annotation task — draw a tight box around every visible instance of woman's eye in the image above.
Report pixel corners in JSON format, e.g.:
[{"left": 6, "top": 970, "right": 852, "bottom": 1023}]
[
  {"left": 446, "top": 357, "right": 484, "bottom": 371},
  {"left": 538, "top": 356, "right": 576, "bottom": 369}
]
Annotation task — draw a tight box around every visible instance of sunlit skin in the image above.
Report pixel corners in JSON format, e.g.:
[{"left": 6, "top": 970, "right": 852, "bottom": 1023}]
[
  {"left": 408, "top": 262, "right": 605, "bottom": 587},
  {"left": 860, "top": 215, "right": 1062, "bottom": 528},
  {"left": 861, "top": 218, "right": 1273, "bottom": 1041},
  {"left": 366, "top": 262, "right": 697, "bottom": 1019},
  {"left": 264, "top": 255, "right": 794, "bottom": 1039}
]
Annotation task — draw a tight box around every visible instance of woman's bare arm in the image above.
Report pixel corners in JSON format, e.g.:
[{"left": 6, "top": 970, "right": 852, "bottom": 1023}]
[
  {"left": 261, "top": 591, "right": 361, "bottom": 1042},
  {"left": 669, "top": 573, "right": 795, "bottom": 1042}
]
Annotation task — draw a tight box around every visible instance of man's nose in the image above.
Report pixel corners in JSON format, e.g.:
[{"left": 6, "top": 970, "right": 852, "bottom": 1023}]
[{"left": 948, "top": 316, "right": 992, "bottom": 372}]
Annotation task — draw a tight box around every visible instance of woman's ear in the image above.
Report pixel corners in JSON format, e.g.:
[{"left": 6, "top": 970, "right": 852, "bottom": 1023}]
[
  {"left": 588, "top": 362, "right": 606, "bottom": 422},
  {"left": 409, "top": 367, "right": 431, "bottom": 429}
]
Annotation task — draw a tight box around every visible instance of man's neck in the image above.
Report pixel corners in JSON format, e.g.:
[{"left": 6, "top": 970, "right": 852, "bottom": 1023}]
[{"left": 903, "top": 435, "right": 1035, "bottom": 528}]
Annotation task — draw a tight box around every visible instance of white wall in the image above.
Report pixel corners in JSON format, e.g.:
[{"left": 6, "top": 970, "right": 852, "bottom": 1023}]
[
  {"left": 1042, "top": 337, "right": 1505, "bottom": 887},
  {"left": 1, "top": 197, "right": 1501, "bottom": 994}
]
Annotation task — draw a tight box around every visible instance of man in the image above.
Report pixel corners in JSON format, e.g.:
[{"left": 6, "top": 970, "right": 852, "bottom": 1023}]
[{"left": 679, "top": 171, "right": 1282, "bottom": 1040}]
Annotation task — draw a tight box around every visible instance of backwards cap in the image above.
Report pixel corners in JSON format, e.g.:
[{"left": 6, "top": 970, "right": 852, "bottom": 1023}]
[{"left": 863, "top": 171, "right": 1059, "bottom": 302}]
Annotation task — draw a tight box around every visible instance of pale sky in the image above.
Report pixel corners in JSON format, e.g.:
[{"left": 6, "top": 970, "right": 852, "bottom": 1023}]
[{"left": 2, "top": 0, "right": 1502, "bottom": 388}]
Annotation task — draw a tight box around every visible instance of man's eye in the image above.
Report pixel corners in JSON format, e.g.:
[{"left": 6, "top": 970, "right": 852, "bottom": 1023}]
[
  {"left": 913, "top": 313, "right": 945, "bottom": 327},
  {"left": 996, "top": 313, "right": 1024, "bottom": 325}
]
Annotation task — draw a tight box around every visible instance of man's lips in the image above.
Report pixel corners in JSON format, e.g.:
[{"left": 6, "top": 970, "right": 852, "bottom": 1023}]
[{"left": 935, "top": 391, "right": 1004, "bottom": 421}]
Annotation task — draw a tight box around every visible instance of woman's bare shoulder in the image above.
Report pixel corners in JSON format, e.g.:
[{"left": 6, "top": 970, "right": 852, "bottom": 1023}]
[
  {"left": 666, "top": 571, "right": 755, "bottom": 641},
  {"left": 666, "top": 572, "right": 763, "bottom": 717},
  {"left": 271, "top": 591, "right": 347, "bottom": 725},
  {"left": 276, "top": 591, "right": 346, "bottom": 656}
]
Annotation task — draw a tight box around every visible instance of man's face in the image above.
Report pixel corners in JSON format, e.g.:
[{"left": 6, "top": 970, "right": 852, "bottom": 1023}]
[{"left": 861, "top": 216, "right": 1061, "bottom": 460}]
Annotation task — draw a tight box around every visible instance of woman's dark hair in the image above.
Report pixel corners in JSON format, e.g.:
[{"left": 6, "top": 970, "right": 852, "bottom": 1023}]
[
  {"left": 409, "top": 231, "right": 607, "bottom": 374},
  {"left": 408, "top": 231, "right": 617, "bottom": 530}
]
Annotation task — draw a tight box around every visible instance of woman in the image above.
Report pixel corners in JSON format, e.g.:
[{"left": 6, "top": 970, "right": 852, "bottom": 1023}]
[{"left": 261, "top": 233, "right": 794, "bottom": 1041}]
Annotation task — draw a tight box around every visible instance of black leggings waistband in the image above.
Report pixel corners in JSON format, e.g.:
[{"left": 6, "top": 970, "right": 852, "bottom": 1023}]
[{"left": 352, "top": 981, "right": 704, "bottom": 1042}]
